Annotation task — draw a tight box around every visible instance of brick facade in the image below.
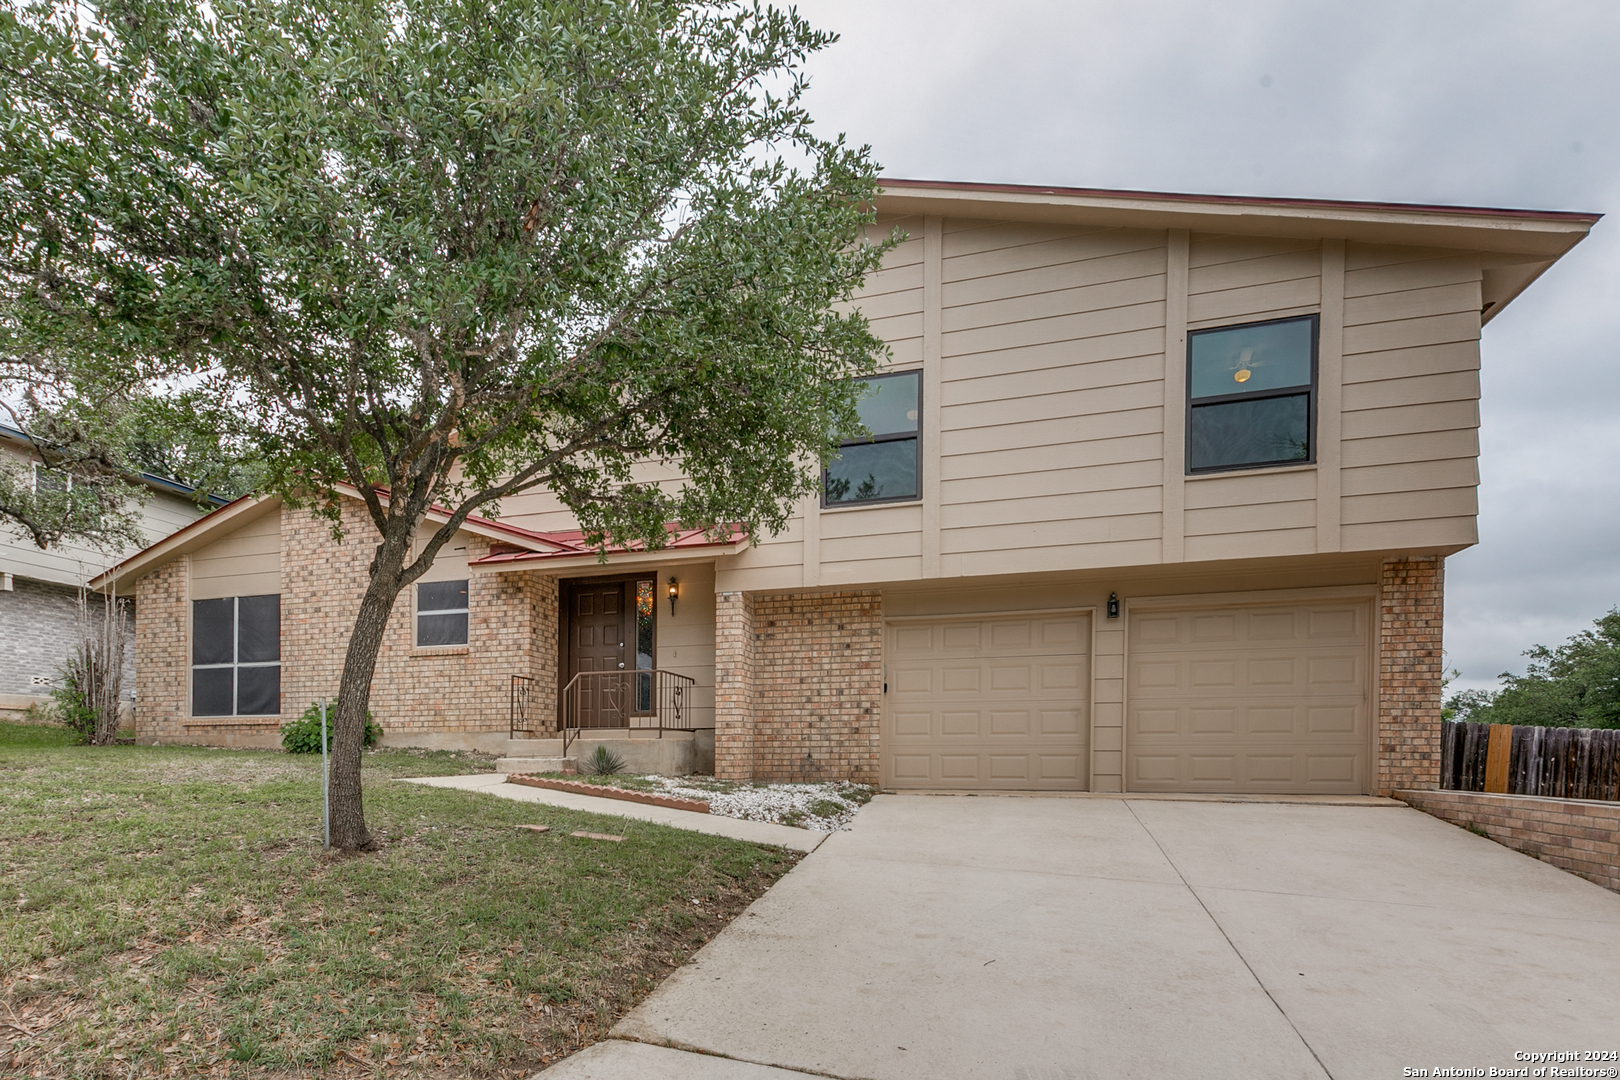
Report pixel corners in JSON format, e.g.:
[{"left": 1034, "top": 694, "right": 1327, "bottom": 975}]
[
  {"left": 1397, "top": 788, "right": 1620, "bottom": 893},
  {"left": 713, "top": 588, "right": 881, "bottom": 785},
  {"left": 132, "top": 498, "right": 559, "bottom": 746},
  {"left": 1378, "top": 556, "right": 1445, "bottom": 796}
]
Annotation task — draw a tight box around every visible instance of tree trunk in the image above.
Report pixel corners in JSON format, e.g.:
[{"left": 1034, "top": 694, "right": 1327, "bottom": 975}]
[{"left": 326, "top": 538, "right": 411, "bottom": 851}]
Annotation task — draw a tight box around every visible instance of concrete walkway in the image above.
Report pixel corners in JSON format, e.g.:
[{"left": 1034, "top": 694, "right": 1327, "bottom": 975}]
[
  {"left": 397, "top": 773, "right": 825, "bottom": 852},
  {"left": 540, "top": 793, "right": 1620, "bottom": 1079}
]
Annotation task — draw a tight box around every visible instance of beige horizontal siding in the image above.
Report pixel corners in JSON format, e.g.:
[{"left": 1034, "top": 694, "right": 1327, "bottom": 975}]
[
  {"left": 1187, "top": 240, "right": 1321, "bottom": 328},
  {"left": 1345, "top": 254, "right": 1480, "bottom": 297},
  {"left": 1186, "top": 498, "right": 1316, "bottom": 536},
  {"left": 820, "top": 504, "right": 921, "bottom": 541},
  {"left": 942, "top": 351, "right": 1161, "bottom": 407},
  {"left": 941, "top": 538, "right": 1163, "bottom": 579},
  {"left": 1341, "top": 400, "right": 1478, "bottom": 440},
  {"left": 1341, "top": 457, "right": 1478, "bottom": 496},
  {"left": 190, "top": 510, "right": 280, "bottom": 600},
  {"left": 1184, "top": 527, "right": 1317, "bottom": 562},
  {"left": 1340, "top": 518, "right": 1476, "bottom": 550},
  {"left": 942, "top": 459, "right": 1162, "bottom": 504},
  {"left": 943, "top": 378, "right": 1162, "bottom": 431},
  {"left": 940, "top": 220, "right": 1142, "bottom": 263},
  {"left": 943, "top": 245, "right": 1165, "bottom": 308},
  {"left": 1342, "top": 340, "right": 1478, "bottom": 384},
  {"left": 943, "top": 299, "right": 1164, "bottom": 358},
  {"left": 1183, "top": 468, "right": 1316, "bottom": 509},
  {"left": 943, "top": 407, "right": 1162, "bottom": 458},
  {"left": 1335, "top": 242, "right": 1482, "bottom": 551},
  {"left": 943, "top": 512, "right": 1163, "bottom": 556},
  {"left": 943, "top": 485, "right": 1164, "bottom": 530},
  {"left": 1340, "top": 429, "right": 1478, "bottom": 469}
]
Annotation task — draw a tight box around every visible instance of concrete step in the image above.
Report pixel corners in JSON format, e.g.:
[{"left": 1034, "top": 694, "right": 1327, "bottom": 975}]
[
  {"left": 504, "top": 738, "right": 564, "bottom": 757},
  {"left": 496, "top": 756, "right": 572, "bottom": 775}
]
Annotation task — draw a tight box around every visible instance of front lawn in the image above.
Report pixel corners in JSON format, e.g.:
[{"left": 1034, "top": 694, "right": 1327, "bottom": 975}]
[{"left": 0, "top": 730, "right": 798, "bottom": 1078}]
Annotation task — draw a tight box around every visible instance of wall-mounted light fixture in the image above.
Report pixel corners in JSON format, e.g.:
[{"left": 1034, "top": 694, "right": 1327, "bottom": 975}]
[
  {"left": 668, "top": 576, "right": 679, "bottom": 616},
  {"left": 1107, "top": 592, "right": 1120, "bottom": 619}
]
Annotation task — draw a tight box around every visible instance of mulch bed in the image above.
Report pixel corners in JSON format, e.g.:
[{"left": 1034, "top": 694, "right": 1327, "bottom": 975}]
[{"left": 505, "top": 774, "right": 711, "bottom": 814}]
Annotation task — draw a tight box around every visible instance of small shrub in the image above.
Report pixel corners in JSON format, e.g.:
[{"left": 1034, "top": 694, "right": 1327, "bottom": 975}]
[
  {"left": 582, "top": 744, "right": 626, "bottom": 776},
  {"left": 280, "top": 702, "right": 381, "bottom": 754},
  {"left": 49, "top": 668, "right": 96, "bottom": 744}
]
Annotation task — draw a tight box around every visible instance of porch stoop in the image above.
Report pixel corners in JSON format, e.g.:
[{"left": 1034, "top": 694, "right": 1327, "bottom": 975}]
[
  {"left": 495, "top": 730, "right": 709, "bottom": 776},
  {"left": 496, "top": 738, "right": 570, "bottom": 775}
]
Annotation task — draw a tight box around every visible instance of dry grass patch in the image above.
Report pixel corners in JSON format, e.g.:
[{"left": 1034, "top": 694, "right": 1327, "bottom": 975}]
[{"left": 0, "top": 731, "right": 797, "bottom": 1077}]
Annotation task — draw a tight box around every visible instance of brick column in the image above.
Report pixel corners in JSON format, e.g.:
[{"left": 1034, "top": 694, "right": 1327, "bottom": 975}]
[
  {"left": 1378, "top": 556, "right": 1445, "bottom": 795},
  {"left": 713, "top": 590, "right": 755, "bottom": 780},
  {"left": 527, "top": 573, "right": 560, "bottom": 734},
  {"left": 133, "top": 558, "right": 188, "bottom": 742}
]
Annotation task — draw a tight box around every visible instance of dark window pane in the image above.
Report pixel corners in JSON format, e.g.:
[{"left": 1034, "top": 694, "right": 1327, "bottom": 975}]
[
  {"left": 1189, "top": 394, "right": 1311, "bottom": 471},
  {"left": 417, "top": 611, "right": 469, "bottom": 646},
  {"left": 192, "top": 667, "right": 234, "bottom": 716},
  {"left": 236, "top": 665, "right": 280, "bottom": 716},
  {"left": 418, "top": 580, "right": 468, "bottom": 613},
  {"left": 825, "top": 439, "right": 919, "bottom": 504},
  {"left": 237, "top": 595, "right": 280, "bottom": 662},
  {"left": 854, "top": 372, "right": 920, "bottom": 436},
  {"left": 1190, "top": 317, "right": 1314, "bottom": 399},
  {"left": 192, "top": 599, "right": 235, "bottom": 665}
]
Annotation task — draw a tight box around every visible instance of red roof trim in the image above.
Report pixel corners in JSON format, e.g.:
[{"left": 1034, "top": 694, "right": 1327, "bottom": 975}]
[
  {"left": 469, "top": 524, "right": 748, "bottom": 566},
  {"left": 878, "top": 177, "right": 1603, "bottom": 225}
]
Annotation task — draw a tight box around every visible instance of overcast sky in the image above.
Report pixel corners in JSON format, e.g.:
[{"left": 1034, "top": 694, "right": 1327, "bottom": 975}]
[{"left": 791, "top": 0, "right": 1620, "bottom": 693}]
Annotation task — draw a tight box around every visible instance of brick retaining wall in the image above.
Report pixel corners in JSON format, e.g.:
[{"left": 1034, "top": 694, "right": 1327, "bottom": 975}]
[{"left": 1398, "top": 788, "right": 1620, "bottom": 893}]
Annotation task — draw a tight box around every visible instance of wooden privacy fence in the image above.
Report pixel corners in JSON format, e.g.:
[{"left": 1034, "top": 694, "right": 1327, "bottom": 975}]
[{"left": 1441, "top": 720, "right": 1620, "bottom": 802}]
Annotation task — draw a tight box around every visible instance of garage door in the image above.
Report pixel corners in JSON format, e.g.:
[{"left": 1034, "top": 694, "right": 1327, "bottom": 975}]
[
  {"left": 1126, "top": 599, "right": 1371, "bottom": 794},
  {"left": 883, "top": 612, "right": 1089, "bottom": 790}
]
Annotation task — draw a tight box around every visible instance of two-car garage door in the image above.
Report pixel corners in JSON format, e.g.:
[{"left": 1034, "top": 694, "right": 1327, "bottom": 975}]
[{"left": 880, "top": 597, "right": 1372, "bottom": 794}]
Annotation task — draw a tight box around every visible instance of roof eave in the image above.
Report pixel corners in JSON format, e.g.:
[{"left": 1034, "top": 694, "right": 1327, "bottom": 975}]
[{"left": 873, "top": 178, "right": 1600, "bottom": 260}]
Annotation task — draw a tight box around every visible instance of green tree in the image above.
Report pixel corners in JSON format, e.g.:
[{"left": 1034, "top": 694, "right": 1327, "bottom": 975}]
[
  {"left": 1445, "top": 610, "right": 1620, "bottom": 729},
  {"left": 1, "top": 0, "right": 888, "bottom": 848}
]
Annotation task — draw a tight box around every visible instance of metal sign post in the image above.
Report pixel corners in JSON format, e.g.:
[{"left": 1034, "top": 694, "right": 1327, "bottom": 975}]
[{"left": 321, "top": 698, "right": 330, "bottom": 849}]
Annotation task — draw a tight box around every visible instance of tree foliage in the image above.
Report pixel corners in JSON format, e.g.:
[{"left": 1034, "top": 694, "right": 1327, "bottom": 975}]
[
  {"left": 1446, "top": 610, "right": 1620, "bottom": 729},
  {"left": 1, "top": 0, "right": 890, "bottom": 847}
]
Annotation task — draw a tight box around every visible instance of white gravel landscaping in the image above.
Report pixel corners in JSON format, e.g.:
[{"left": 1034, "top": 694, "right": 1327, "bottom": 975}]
[{"left": 596, "top": 775, "right": 875, "bottom": 831}]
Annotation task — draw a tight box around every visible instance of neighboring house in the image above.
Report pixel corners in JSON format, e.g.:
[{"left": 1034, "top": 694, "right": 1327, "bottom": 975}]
[
  {"left": 0, "top": 424, "right": 224, "bottom": 720},
  {"left": 91, "top": 180, "right": 1597, "bottom": 796}
]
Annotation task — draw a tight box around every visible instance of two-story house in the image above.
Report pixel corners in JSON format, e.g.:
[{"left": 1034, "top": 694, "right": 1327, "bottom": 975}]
[
  {"left": 1, "top": 424, "right": 224, "bottom": 720},
  {"left": 90, "top": 180, "right": 1597, "bottom": 796}
]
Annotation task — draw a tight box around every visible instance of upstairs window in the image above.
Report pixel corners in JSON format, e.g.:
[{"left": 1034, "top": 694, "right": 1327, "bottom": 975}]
[
  {"left": 416, "top": 580, "right": 469, "bottom": 646},
  {"left": 824, "top": 370, "right": 921, "bottom": 506},
  {"left": 192, "top": 595, "right": 281, "bottom": 716},
  {"left": 1188, "top": 315, "right": 1317, "bottom": 473}
]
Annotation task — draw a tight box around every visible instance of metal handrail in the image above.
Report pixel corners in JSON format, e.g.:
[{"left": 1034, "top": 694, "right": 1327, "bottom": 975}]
[
  {"left": 560, "top": 668, "right": 698, "bottom": 757},
  {"left": 510, "top": 674, "right": 535, "bottom": 739}
]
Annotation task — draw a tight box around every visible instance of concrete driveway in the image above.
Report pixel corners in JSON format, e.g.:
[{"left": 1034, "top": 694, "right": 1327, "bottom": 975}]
[{"left": 542, "top": 794, "right": 1620, "bottom": 1080}]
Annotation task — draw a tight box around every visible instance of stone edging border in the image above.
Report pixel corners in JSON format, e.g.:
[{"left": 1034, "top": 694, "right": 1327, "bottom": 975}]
[{"left": 506, "top": 774, "right": 711, "bottom": 814}]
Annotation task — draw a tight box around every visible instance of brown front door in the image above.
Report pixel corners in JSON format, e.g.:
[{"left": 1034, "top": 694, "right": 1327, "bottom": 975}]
[{"left": 567, "top": 580, "right": 628, "bottom": 727}]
